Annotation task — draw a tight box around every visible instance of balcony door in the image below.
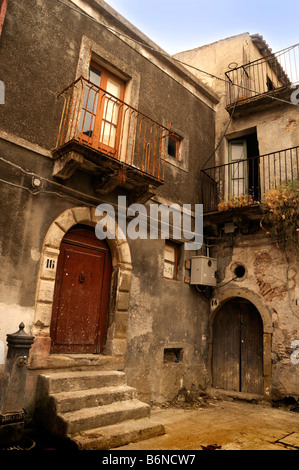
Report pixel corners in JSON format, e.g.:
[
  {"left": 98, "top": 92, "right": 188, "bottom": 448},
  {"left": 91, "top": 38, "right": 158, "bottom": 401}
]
[
  {"left": 80, "top": 63, "right": 125, "bottom": 156},
  {"left": 229, "top": 140, "right": 248, "bottom": 197},
  {"left": 228, "top": 132, "right": 260, "bottom": 201}
]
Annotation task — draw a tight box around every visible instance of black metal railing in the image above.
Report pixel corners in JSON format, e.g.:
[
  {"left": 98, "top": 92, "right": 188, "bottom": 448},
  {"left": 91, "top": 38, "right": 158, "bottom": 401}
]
[
  {"left": 225, "top": 44, "right": 298, "bottom": 106},
  {"left": 201, "top": 146, "right": 299, "bottom": 213}
]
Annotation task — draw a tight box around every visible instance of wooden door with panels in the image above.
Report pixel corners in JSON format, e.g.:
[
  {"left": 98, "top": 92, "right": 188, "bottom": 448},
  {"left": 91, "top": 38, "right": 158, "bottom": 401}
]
[
  {"left": 212, "top": 299, "right": 264, "bottom": 395},
  {"left": 50, "top": 226, "right": 112, "bottom": 354}
]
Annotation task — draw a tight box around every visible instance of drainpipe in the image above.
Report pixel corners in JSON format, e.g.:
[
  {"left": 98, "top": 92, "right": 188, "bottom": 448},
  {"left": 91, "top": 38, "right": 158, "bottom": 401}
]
[
  {"left": 0, "top": 323, "right": 35, "bottom": 447},
  {"left": 0, "top": 0, "right": 8, "bottom": 37}
]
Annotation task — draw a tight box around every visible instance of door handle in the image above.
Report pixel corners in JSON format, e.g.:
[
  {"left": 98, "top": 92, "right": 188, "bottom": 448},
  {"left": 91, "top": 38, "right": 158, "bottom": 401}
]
[{"left": 79, "top": 272, "right": 85, "bottom": 284}]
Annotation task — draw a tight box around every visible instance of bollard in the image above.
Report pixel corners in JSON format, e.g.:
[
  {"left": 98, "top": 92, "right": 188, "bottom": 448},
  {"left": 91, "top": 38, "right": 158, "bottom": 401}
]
[{"left": 0, "top": 322, "right": 35, "bottom": 447}]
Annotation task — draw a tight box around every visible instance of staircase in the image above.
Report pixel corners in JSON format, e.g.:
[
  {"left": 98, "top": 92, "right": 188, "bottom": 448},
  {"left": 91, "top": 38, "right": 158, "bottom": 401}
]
[{"left": 36, "top": 370, "right": 165, "bottom": 450}]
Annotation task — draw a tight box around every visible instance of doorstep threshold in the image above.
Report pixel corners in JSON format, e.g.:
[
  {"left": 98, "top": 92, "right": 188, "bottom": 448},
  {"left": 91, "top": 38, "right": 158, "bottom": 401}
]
[
  {"left": 46, "top": 353, "right": 125, "bottom": 371},
  {"left": 207, "top": 387, "right": 264, "bottom": 403}
]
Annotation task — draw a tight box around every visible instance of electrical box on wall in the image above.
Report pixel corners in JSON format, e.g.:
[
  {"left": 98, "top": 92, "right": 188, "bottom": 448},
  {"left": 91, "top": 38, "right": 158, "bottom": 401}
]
[{"left": 190, "top": 256, "right": 217, "bottom": 287}]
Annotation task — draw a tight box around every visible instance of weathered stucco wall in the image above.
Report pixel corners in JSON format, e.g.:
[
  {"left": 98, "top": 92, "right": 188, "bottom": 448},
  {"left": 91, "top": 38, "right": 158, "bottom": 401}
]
[
  {"left": 174, "top": 34, "right": 299, "bottom": 168},
  {"left": 175, "top": 32, "right": 299, "bottom": 402},
  {"left": 174, "top": 33, "right": 252, "bottom": 94},
  {"left": 0, "top": 0, "right": 216, "bottom": 404},
  {"left": 126, "top": 238, "right": 210, "bottom": 403},
  {"left": 1, "top": 1, "right": 297, "bottom": 411},
  {"left": 210, "top": 232, "right": 299, "bottom": 400}
]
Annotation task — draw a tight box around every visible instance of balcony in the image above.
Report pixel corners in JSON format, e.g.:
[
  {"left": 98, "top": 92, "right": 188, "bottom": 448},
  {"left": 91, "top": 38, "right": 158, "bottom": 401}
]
[
  {"left": 201, "top": 146, "right": 299, "bottom": 214},
  {"left": 225, "top": 43, "right": 298, "bottom": 116},
  {"left": 52, "top": 77, "right": 171, "bottom": 202}
]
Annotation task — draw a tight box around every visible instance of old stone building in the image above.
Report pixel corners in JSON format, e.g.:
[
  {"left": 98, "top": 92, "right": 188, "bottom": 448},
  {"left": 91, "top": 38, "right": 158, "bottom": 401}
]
[
  {"left": 0, "top": 0, "right": 218, "bottom": 447},
  {"left": 175, "top": 34, "right": 299, "bottom": 401},
  {"left": 0, "top": 0, "right": 298, "bottom": 449}
]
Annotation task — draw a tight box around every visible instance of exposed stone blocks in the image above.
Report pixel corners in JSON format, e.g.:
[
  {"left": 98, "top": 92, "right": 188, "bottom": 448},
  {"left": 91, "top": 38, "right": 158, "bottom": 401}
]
[
  {"left": 28, "top": 335, "right": 51, "bottom": 369},
  {"left": 37, "top": 280, "right": 56, "bottom": 304},
  {"left": 43, "top": 223, "right": 65, "bottom": 249},
  {"left": 34, "top": 302, "right": 53, "bottom": 329},
  {"left": 119, "top": 271, "right": 132, "bottom": 293},
  {"left": 116, "top": 292, "right": 130, "bottom": 312},
  {"left": 54, "top": 210, "right": 77, "bottom": 233},
  {"left": 31, "top": 206, "right": 132, "bottom": 368}
]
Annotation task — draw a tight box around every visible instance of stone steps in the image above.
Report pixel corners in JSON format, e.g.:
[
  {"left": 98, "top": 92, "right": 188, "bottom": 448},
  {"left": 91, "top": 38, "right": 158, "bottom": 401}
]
[
  {"left": 61, "top": 399, "right": 150, "bottom": 435},
  {"left": 53, "top": 385, "right": 137, "bottom": 413},
  {"left": 40, "top": 370, "right": 126, "bottom": 394},
  {"left": 36, "top": 369, "right": 165, "bottom": 449},
  {"left": 71, "top": 418, "right": 165, "bottom": 450}
]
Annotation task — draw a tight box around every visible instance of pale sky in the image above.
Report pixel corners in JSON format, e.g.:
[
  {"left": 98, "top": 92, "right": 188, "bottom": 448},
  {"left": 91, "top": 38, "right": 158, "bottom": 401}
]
[{"left": 104, "top": 0, "right": 298, "bottom": 55}]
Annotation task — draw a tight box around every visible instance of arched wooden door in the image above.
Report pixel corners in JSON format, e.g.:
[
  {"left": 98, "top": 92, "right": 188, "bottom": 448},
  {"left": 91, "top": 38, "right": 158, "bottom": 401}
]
[
  {"left": 212, "top": 299, "right": 263, "bottom": 395},
  {"left": 50, "top": 226, "right": 112, "bottom": 354}
]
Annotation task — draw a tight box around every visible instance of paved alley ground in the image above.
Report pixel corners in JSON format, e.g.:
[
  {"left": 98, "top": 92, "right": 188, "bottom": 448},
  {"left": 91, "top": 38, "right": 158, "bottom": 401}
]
[{"left": 116, "top": 399, "right": 299, "bottom": 451}]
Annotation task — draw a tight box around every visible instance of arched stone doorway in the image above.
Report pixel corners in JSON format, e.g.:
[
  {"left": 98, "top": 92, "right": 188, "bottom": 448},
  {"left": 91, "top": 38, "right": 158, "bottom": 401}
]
[
  {"left": 29, "top": 206, "right": 132, "bottom": 369},
  {"left": 212, "top": 298, "right": 263, "bottom": 394},
  {"left": 209, "top": 287, "right": 273, "bottom": 399}
]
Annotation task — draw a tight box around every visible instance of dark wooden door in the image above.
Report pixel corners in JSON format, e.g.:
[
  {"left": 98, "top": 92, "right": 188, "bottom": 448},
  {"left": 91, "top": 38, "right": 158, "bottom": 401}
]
[
  {"left": 240, "top": 303, "right": 264, "bottom": 394},
  {"left": 212, "top": 299, "right": 263, "bottom": 394},
  {"left": 50, "top": 226, "right": 112, "bottom": 354}
]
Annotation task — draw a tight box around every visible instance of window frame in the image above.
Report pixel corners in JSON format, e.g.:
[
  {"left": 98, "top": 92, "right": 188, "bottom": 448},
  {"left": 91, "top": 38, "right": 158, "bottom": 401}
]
[
  {"left": 79, "top": 62, "right": 126, "bottom": 156},
  {"left": 167, "top": 133, "right": 182, "bottom": 162},
  {"left": 228, "top": 139, "right": 248, "bottom": 198},
  {"left": 163, "top": 241, "right": 179, "bottom": 281}
]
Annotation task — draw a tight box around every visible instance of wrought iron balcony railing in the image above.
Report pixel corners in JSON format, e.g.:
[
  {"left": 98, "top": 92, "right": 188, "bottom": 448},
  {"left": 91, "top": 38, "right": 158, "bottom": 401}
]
[
  {"left": 55, "top": 77, "right": 171, "bottom": 182},
  {"left": 225, "top": 44, "right": 298, "bottom": 107},
  {"left": 201, "top": 146, "right": 299, "bottom": 213}
]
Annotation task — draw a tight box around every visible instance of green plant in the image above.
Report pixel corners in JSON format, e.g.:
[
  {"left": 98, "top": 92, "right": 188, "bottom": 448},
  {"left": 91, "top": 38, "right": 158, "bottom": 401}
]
[{"left": 260, "top": 179, "right": 299, "bottom": 252}]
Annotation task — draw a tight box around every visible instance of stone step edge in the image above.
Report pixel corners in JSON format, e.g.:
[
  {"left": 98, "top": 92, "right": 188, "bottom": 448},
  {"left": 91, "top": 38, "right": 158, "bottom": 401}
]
[
  {"left": 70, "top": 418, "right": 166, "bottom": 450},
  {"left": 39, "top": 370, "right": 127, "bottom": 393},
  {"left": 51, "top": 385, "right": 137, "bottom": 413},
  {"left": 59, "top": 399, "right": 151, "bottom": 434},
  {"left": 61, "top": 399, "right": 150, "bottom": 423},
  {"left": 39, "top": 370, "right": 126, "bottom": 380},
  {"left": 52, "top": 384, "right": 136, "bottom": 401}
]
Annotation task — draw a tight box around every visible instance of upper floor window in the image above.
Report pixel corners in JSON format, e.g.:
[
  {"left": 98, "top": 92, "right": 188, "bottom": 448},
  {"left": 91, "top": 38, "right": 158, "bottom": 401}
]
[
  {"left": 80, "top": 62, "right": 125, "bottom": 155},
  {"left": 168, "top": 134, "right": 182, "bottom": 161}
]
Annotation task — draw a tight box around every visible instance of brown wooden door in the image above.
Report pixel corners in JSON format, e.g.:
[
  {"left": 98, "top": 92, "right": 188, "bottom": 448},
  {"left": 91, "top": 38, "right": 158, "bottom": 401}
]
[
  {"left": 50, "top": 226, "right": 112, "bottom": 354},
  {"left": 212, "top": 299, "right": 263, "bottom": 394}
]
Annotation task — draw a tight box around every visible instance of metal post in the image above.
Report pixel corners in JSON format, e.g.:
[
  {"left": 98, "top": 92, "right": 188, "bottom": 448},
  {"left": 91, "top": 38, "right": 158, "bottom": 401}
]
[{"left": 0, "top": 322, "right": 34, "bottom": 447}]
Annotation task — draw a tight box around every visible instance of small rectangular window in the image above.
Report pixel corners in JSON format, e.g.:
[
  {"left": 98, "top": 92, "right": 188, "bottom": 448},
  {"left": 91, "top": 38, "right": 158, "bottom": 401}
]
[
  {"left": 164, "top": 241, "right": 178, "bottom": 280},
  {"left": 168, "top": 134, "right": 182, "bottom": 161},
  {"left": 164, "top": 348, "right": 183, "bottom": 363}
]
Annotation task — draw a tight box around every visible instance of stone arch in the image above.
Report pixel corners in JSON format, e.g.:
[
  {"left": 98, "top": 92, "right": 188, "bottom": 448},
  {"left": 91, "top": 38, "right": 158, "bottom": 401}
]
[
  {"left": 29, "top": 206, "right": 132, "bottom": 368},
  {"left": 208, "top": 286, "right": 273, "bottom": 399}
]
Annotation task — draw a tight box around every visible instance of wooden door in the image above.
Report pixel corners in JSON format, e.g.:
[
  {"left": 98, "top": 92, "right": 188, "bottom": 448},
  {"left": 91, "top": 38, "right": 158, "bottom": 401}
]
[
  {"left": 50, "top": 226, "right": 112, "bottom": 354},
  {"left": 240, "top": 303, "right": 264, "bottom": 394},
  {"left": 212, "top": 299, "right": 263, "bottom": 394},
  {"left": 212, "top": 302, "right": 241, "bottom": 392}
]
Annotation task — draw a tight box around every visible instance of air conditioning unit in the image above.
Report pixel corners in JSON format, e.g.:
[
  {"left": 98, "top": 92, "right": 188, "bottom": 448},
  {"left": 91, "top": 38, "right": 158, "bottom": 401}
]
[{"left": 190, "top": 256, "right": 217, "bottom": 287}]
